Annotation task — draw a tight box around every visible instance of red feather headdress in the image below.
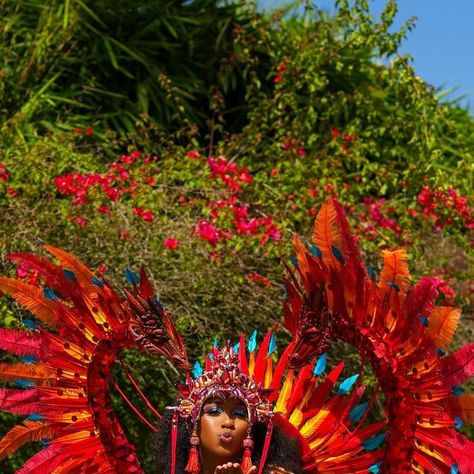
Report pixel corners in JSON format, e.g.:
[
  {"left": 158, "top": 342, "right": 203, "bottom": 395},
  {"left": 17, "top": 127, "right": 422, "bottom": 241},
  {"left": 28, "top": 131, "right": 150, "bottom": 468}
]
[{"left": 0, "top": 198, "right": 472, "bottom": 474}]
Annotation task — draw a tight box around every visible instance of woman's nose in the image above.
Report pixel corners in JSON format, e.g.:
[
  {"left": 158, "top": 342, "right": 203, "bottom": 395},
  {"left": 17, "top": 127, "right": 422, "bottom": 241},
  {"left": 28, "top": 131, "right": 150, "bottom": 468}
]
[{"left": 222, "top": 415, "right": 235, "bottom": 428}]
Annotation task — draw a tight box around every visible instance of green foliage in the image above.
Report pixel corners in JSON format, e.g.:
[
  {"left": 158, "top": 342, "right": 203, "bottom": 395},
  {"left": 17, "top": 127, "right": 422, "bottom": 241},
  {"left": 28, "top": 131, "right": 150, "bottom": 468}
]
[{"left": 0, "top": 0, "right": 255, "bottom": 146}]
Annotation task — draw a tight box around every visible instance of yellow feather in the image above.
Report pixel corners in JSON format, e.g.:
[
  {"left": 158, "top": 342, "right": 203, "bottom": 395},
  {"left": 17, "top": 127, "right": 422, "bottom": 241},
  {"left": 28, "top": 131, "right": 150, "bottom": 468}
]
[
  {"left": 0, "top": 277, "right": 60, "bottom": 328},
  {"left": 289, "top": 407, "right": 303, "bottom": 427},
  {"left": 264, "top": 357, "right": 273, "bottom": 389},
  {"left": 300, "top": 408, "right": 329, "bottom": 438},
  {"left": 274, "top": 371, "right": 294, "bottom": 415},
  {"left": 426, "top": 306, "right": 461, "bottom": 349},
  {"left": 417, "top": 443, "right": 448, "bottom": 464},
  {"left": 0, "top": 421, "right": 57, "bottom": 460},
  {"left": 248, "top": 352, "right": 255, "bottom": 377}
]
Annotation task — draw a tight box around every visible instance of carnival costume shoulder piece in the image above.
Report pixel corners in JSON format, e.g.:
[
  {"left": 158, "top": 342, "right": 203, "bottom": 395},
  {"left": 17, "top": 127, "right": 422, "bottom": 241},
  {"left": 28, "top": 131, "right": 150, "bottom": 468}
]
[{"left": 0, "top": 198, "right": 473, "bottom": 473}]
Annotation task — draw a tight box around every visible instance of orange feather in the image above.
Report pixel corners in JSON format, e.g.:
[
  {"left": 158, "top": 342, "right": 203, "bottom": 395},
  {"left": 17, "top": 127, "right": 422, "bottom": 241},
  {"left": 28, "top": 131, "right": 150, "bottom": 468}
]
[
  {"left": 0, "top": 421, "right": 58, "bottom": 460},
  {"left": 378, "top": 249, "right": 410, "bottom": 297},
  {"left": 0, "top": 278, "right": 60, "bottom": 328},
  {"left": 426, "top": 306, "right": 461, "bottom": 349},
  {"left": 43, "top": 245, "right": 93, "bottom": 286},
  {"left": 0, "top": 362, "right": 55, "bottom": 384},
  {"left": 312, "top": 199, "right": 342, "bottom": 270}
]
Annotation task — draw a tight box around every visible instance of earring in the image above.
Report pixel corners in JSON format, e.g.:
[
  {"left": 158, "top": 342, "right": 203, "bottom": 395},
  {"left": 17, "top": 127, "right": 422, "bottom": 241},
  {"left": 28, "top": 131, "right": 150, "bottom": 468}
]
[{"left": 185, "top": 430, "right": 201, "bottom": 474}]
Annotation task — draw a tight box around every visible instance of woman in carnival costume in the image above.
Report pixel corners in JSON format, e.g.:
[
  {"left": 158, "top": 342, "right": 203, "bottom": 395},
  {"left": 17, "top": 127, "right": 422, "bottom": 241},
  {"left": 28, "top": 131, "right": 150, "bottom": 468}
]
[{"left": 0, "top": 198, "right": 473, "bottom": 473}]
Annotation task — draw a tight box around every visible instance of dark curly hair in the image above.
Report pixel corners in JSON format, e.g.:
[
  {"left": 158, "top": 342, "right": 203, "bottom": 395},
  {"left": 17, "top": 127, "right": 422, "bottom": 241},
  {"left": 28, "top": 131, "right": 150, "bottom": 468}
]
[{"left": 151, "top": 406, "right": 304, "bottom": 474}]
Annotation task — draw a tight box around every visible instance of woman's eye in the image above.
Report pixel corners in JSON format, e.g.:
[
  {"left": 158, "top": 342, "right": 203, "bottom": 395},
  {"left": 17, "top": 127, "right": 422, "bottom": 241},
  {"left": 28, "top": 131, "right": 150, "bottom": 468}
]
[
  {"left": 232, "top": 408, "right": 248, "bottom": 419},
  {"left": 204, "top": 406, "right": 223, "bottom": 416}
]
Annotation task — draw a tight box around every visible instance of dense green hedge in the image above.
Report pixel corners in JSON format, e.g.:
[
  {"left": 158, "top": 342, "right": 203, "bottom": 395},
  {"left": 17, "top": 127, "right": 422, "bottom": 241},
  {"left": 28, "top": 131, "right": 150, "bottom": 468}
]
[{"left": 0, "top": 0, "right": 473, "bottom": 471}]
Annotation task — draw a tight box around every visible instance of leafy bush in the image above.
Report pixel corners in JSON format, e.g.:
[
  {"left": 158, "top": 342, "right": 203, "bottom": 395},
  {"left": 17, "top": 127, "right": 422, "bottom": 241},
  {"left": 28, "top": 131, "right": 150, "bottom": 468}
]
[{"left": 0, "top": 0, "right": 257, "bottom": 146}]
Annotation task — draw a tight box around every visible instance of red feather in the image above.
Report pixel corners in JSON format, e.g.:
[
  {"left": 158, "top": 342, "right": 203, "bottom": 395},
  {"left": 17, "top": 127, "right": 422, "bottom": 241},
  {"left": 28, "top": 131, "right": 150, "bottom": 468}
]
[
  {"left": 0, "top": 388, "right": 39, "bottom": 414},
  {"left": 440, "top": 343, "right": 474, "bottom": 387},
  {"left": 253, "top": 330, "right": 272, "bottom": 385},
  {"left": 16, "top": 444, "right": 63, "bottom": 473},
  {"left": 0, "top": 329, "right": 44, "bottom": 357}
]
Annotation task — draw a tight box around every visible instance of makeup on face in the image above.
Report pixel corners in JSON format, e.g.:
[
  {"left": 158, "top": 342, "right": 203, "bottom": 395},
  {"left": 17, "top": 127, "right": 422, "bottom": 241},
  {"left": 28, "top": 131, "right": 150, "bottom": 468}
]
[{"left": 198, "top": 397, "right": 250, "bottom": 461}]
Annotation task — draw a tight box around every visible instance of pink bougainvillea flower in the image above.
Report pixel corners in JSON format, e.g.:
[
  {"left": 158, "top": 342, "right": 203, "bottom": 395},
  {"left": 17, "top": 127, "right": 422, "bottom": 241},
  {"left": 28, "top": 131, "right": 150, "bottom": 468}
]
[
  {"left": 296, "top": 147, "right": 306, "bottom": 156},
  {"left": 164, "top": 238, "right": 180, "bottom": 250},
  {"left": 145, "top": 176, "right": 156, "bottom": 186},
  {"left": 343, "top": 134, "right": 355, "bottom": 142},
  {"left": 97, "top": 263, "right": 107, "bottom": 274},
  {"left": 208, "top": 251, "right": 221, "bottom": 260},
  {"left": 431, "top": 277, "right": 457, "bottom": 304},
  {"left": 0, "top": 162, "right": 9, "bottom": 181},
  {"left": 6, "top": 187, "right": 17, "bottom": 198},
  {"left": 195, "top": 220, "right": 220, "bottom": 247},
  {"left": 133, "top": 207, "right": 155, "bottom": 221},
  {"left": 235, "top": 218, "right": 259, "bottom": 235},
  {"left": 324, "top": 183, "right": 335, "bottom": 194},
  {"left": 247, "top": 272, "right": 272, "bottom": 287},
  {"left": 74, "top": 217, "right": 87, "bottom": 227},
  {"left": 16, "top": 265, "right": 29, "bottom": 279},
  {"left": 330, "top": 128, "right": 340, "bottom": 138},
  {"left": 187, "top": 150, "right": 201, "bottom": 160},
  {"left": 97, "top": 204, "right": 111, "bottom": 214}
]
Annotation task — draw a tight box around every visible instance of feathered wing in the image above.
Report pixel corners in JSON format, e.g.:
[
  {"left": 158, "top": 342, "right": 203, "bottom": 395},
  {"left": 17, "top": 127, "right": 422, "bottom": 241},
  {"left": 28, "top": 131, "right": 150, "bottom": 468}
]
[
  {"left": 0, "top": 247, "right": 189, "bottom": 473},
  {"left": 276, "top": 198, "right": 473, "bottom": 473}
]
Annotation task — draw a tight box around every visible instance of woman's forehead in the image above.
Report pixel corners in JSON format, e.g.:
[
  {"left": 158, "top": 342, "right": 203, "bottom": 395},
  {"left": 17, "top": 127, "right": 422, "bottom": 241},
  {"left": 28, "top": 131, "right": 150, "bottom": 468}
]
[{"left": 203, "top": 396, "right": 246, "bottom": 406}]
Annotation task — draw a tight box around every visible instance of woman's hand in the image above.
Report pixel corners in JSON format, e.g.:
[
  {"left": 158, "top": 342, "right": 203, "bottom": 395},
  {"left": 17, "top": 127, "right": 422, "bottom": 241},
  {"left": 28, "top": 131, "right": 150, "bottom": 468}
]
[
  {"left": 268, "top": 466, "right": 294, "bottom": 474},
  {"left": 214, "top": 463, "right": 257, "bottom": 474}
]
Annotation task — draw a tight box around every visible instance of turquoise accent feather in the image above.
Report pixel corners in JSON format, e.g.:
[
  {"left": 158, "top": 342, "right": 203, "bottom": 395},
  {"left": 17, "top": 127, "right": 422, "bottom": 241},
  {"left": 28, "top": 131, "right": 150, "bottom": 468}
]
[
  {"left": 313, "top": 353, "right": 327, "bottom": 376},
  {"left": 337, "top": 374, "right": 359, "bottom": 394}
]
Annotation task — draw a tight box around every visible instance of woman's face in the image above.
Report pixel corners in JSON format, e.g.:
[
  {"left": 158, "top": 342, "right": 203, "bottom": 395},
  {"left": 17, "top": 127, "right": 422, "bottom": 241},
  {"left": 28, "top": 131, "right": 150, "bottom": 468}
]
[{"left": 198, "top": 397, "right": 249, "bottom": 462}]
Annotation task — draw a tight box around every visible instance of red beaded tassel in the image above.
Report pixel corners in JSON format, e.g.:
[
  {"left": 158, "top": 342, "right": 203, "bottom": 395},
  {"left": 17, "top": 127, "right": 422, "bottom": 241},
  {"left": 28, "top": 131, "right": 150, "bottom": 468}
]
[
  {"left": 241, "top": 436, "right": 254, "bottom": 474},
  {"left": 185, "top": 432, "right": 201, "bottom": 474}
]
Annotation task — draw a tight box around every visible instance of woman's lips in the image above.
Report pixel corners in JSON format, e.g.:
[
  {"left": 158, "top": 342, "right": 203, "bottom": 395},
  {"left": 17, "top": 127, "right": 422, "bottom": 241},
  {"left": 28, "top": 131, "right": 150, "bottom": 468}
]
[{"left": 219, "top": 432, "right": 234, "bottom": 445}]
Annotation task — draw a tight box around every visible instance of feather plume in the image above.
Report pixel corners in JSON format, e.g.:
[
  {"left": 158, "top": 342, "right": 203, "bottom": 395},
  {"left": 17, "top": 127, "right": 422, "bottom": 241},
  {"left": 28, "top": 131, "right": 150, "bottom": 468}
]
[
  {"left": 0, "top": 329, "right": 44, "bottom": 357},
  {"left": 426, "top": 307, "right": 461, "bottom": 349},
  {"left": 0, "top": 278, "right": 61, "bottom": 328},
  {"left": 43, "top": 245, "right": 93, "bottom": 286},
  {"left": 0, "top": 421, "right": 58, "bottom": 460},
  {"left": 275, "top": 370, "right": 294, "bottom": 415},
  {"left": 16, "top": 444, "right": 63, "bottom": 473},
  {"left": 312, "top": 199, "right": 343, "bottom": 270},
  {"left": 404, "top": 277, "right": 438, "bottom": 319},
  {"left": 138, "top": 266, "right": 154, "bottom": 300},
  {"left": 440, "top": 343, "right": 474, "bottom": 387},
  {"left": 378, "top": 249, "right": 410, "bottom": 298},
  {"left": 253, "top": 330, "right": 272, "bottom": 385},
  {"left": 0, "top": 388, "right": 39, "bottom": 414},
  {"left": 0, "top": 362, "right": 55, "bottom": 384},
  {"left": 451, "top": 394, "right": 474, "bottom": 424},
  {"left": 7, "top": 253, "right": 76, "bottom": 299}
]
